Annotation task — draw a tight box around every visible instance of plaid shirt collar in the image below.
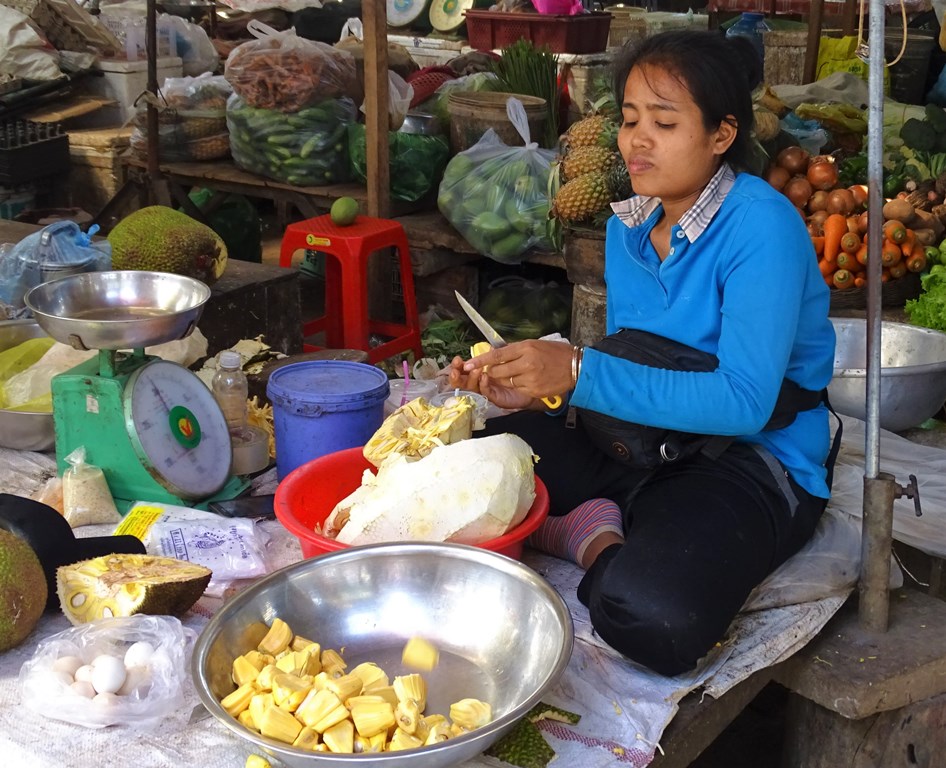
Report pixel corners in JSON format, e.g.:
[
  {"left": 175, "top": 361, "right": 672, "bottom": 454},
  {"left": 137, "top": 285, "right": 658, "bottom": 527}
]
[{"left": 610, "top": 163, "right": 736, "bottom": 243}]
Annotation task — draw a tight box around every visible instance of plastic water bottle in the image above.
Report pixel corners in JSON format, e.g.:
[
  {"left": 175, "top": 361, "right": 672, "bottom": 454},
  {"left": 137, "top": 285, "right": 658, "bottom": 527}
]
[
  {"left": 725, "top": 12, "right": 770, "bottom": 68},
  {"left": 212, "top": 350, "right": 248, "bottom": 434}
]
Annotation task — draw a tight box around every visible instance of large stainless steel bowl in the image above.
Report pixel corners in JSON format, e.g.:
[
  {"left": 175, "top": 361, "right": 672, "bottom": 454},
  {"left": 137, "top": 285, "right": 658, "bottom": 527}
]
[
  {"left": 24, "top": 270, "right": 210, "bottom": 350},
  {"left": 0, "top": 319, "right": 55, "bottom": 451},
  {"left": 192, "top": 542, "right": 573, "bottom": 768},
  {"left": 829, "top": 317, "right": 946, "bottom": 432}
]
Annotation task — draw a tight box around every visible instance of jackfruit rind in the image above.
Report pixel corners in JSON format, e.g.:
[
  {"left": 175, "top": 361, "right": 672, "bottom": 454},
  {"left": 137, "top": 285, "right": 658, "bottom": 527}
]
[
  {"left": 485, "top": 717, "right": 556, "bottom": 768},
  {"left": 107, "top": 205, "right": 228, "bottom": 285},
  {"left": 526, "top": 702, "right": 581, "bottom": 725},
  {"left": 0, "top": 529, "right": 47, "bottom": 651},
  {"left": 56, "top": 553, "right": 211, "bottom": 625}
]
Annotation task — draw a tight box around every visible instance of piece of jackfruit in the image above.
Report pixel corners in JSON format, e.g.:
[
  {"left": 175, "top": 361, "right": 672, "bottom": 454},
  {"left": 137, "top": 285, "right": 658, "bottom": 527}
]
[
  {"left": 107, "top": 205, "right": 228, "bottom": 285},
  {"left": 56, "top": 554, "right": 211, "bottom": 625},
  {"left": 449, "top": 698, "right": 492, "bottom": 730},
  {"left": 401, "top": 637, "right": 439, "bottom": 671},
  {"left": 361, "top": 395, "right": 474, "bottom": 469}
]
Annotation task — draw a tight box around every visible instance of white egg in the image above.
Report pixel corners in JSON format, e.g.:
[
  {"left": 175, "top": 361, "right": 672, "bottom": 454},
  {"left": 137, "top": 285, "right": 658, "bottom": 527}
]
[
  {"left": 93, "top": 691, "right": 120, "bottom": 707},
  {"left": 123, "top": 641, "right": 156, "bottom": 670},
  {"left": 73, "top": 664, "right": 96, "bottom": 684},
  {"left": 90, "top": 655, "right": 126, "bottom": 694},
  {"left": 70, "top": 680, "right": 96, "bottom": 698},
  {"left": 117, "top": 665, "right": 152, "bottom": 697},
  {"left": 52, "top": 655, "right": 84, "bottom": 679}
]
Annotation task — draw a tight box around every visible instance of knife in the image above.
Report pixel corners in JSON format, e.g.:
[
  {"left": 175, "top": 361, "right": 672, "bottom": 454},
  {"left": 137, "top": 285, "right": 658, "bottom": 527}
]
[{"left": 455, "top": 290, "right": 563, "bottom": 410}]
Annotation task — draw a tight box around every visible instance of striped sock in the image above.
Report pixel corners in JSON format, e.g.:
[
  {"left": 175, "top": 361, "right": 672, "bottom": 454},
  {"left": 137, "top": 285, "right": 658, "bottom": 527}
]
[{"left": 527, "top": 498, "right": 624, "bottom": 567}]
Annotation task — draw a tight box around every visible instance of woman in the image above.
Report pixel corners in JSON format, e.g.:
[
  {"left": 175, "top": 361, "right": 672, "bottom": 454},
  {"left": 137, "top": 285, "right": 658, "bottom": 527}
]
[{"left": 448, "top": 30, "right": 837, "bottom": 676}]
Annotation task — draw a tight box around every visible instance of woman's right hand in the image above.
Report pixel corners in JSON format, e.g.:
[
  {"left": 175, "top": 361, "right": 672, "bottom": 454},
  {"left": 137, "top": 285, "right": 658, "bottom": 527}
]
[{"left": 446, "top": 356, "right": 538, "bottom": 411}]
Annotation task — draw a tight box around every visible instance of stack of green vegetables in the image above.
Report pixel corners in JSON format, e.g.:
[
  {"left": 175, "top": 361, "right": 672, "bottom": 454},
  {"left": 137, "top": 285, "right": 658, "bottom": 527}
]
[{"left": 490, "top": 40, "right": 560, "bottom": 149}]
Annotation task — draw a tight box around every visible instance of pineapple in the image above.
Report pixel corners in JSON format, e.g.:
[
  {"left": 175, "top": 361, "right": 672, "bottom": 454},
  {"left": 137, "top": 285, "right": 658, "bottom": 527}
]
[
  {"left": 551, "top": 171, "right": 613, "bottom": 223},
  {"left": 565, "top": 114, "right": 618, "bottom": 150},
  {"left": 561, "top": 145, "right": 616, "bottom": 182},
  {"left": 607, "top": 160, "right": 633, "bottom": 202},
  {"left": 56, "top": 554, "right": 211, "bottom": 625}
]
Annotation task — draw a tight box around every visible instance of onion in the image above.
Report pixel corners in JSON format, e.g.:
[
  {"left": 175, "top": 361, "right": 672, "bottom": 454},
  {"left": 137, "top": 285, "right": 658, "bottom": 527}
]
[
  {"left": 783, "top": 175, "right": 814, "bottom": 209},
  {"left": 777, "top": 146, "right": 810, "bottom": 175},
  {"left": 857, "top": 211, "right": 869, "bottom": 235},
  {"left": 806, "top": 219, "right": 824, "bottom": 237},
  {"left": 826, "top": 188, "right": 856, "bottom": 216},
  {"left": 848, "top": 184, "right": 868, "bottom": 208},
  {"left": 765, "top": 165, "right": 791, "bottom": 191},
  {"left": 807, "top": 157, "right": 839, "bottom": 191},
  {"left": 807, "top": 190, "right": 829, "bottom": 213},
  {"left": 809, "top": 209, "right": 830, "bottom": 228}
]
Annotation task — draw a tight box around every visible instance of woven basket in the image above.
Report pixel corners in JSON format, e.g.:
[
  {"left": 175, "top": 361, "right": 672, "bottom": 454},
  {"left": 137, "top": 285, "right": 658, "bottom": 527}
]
[{"left": 829, "top": 270, "right": 922, "bottom": 310}]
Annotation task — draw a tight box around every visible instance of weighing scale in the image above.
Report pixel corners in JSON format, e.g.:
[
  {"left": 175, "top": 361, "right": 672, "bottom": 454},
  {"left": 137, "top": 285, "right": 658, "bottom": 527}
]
[{"left": 24, "top": 271, "right": 248, "bottom": 511}]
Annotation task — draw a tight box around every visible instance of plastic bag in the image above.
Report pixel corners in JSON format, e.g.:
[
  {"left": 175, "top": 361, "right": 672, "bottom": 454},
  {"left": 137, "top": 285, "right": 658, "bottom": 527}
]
[
  {"left": 19, "top": 614, "right": 195, "bottom": 729},
  {"left": 479, "top": 276, "right": 572, "bottom": 340},
  {"left": 779, "top": 112, "right": 829, "bottom": 156},
  {"left": 227, "top": 92, "right": 355, "bottom": 186},
  {"left": 360, "top": 70, "right": 412, "bottom": 131},
  {"left": 159, "top": 13, "right": 219, "bottom": 76},
  {"left": 815, "top": 35, "right": 890, "bottom": 94},
  {"left": 0, "top": 6, "right": 61, "bottom": 81},
  {"left": 437, "top": 98, "right": 555, "bottom": 264},
  {"left": 62, "top": 446, "right": 120, "bottom": 528},
  {"left": 224, "top": 20, "right": 357, "bottom": 112},
  {"left": 0, "top": 221, "right": 111, "bottom": 319},
  {"left": 348, "top": 123, "right": 449, "bottom": 202}
]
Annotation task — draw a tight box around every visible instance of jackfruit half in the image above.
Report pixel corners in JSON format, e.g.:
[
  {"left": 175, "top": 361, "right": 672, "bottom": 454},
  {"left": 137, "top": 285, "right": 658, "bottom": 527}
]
[
  {"left": 362, "top": 396, "right": 474, "bottom": 469},
  {"left": 56, "top": 553, "right": 211, "bottom": 625},
  {"left": 107, "top": 205, "right": 228, "bottom": 285}
]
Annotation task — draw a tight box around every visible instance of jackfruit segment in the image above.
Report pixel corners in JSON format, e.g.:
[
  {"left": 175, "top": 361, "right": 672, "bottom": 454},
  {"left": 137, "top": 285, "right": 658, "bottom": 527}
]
[
  {"left": 56, "top": 554, "right": 211, "bottom": 626},
  {"left": 485, "top": 717, "right": 557, "bottom": 768},
  {"left": 257, "top": 617, "right": 292, "bottom": 656},
  {"left": 245, "top": 755, "right": 272, "bottom": 768},
  {"left": 360, "top": 395, "right": 474, "bottom": 471},
  {"left": 322, "top": 719, "right": 354, "bottom": 753},
  {"left": 402, "top": 636, "right": 440, "bottom": 671},
  {"left": 218, "top": 616, "right": 495, "bottom": 754},
  {"left": 470, "top": 341, "right": 493, "bottom": 361}
]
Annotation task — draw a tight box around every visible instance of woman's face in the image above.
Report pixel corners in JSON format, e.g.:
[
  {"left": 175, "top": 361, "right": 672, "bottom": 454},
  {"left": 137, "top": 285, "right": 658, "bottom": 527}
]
[{"left": 618, "top": 63, "right": 736, "bottom": 210}]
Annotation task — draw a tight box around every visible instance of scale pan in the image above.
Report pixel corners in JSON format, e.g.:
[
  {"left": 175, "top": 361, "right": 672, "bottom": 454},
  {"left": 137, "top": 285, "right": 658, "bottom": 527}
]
[{"left": 24, "top": 270, "right": 211, "bottom": 351}]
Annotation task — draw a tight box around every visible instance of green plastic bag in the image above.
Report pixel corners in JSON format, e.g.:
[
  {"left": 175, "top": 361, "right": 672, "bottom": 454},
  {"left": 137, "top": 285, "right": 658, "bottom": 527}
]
[
  {"left": 347, "top": 123, "right": 449, "bottom": 203},
  {"left": 185, "top": 188, "right": 262, "bottom": 264}
]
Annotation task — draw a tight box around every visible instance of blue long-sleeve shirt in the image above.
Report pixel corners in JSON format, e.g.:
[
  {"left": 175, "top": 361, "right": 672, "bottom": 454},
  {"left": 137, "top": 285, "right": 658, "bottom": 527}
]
[{"left": 570, "top": 169, "right": 836, "bottom": 498}]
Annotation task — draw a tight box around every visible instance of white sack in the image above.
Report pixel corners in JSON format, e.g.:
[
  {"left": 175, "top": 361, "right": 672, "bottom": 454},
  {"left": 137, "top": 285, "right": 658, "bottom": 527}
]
[{"left": 0, "top": 7, "right": 62, "bottom": 81}]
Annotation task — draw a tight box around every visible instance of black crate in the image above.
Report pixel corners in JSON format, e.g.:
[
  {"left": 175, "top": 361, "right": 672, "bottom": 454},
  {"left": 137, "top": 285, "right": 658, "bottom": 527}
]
[{"left": 0, "top": 120, "right": 70, "bottom": 185}]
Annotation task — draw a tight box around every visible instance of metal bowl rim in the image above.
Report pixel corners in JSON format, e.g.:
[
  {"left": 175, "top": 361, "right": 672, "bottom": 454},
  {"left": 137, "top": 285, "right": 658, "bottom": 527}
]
[
  {"left": 830, "top": 317, "right": 946, "bottom": 376},
  {"left": 191, "top": 541, "right": 574, "bottom": 764}
]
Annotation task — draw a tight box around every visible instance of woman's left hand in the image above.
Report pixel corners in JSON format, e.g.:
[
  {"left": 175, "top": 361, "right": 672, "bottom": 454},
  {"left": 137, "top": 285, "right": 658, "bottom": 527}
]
[{"left": 461, "top": 339, "right": 575, "bottom": 404}]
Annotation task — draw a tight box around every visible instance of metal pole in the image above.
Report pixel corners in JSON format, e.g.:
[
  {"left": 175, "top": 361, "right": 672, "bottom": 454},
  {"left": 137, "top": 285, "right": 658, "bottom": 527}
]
[
  {"left": 145, "top": 0, "right": 159, "bottom": 180},
  {"left": 858, "top": 0, "right": 891, "bottom": 632}
]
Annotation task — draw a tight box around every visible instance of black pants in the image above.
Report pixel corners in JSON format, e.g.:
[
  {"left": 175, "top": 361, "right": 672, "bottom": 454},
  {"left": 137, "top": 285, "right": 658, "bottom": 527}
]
[{"left": 482, "top": 411, "right": 827, "bottom": 676}]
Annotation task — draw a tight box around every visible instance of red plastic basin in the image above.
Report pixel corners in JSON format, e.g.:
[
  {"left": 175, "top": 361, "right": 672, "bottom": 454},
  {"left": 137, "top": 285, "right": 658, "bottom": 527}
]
[{"left": 274, "top": 447, "right": 549, "bottom": 560}]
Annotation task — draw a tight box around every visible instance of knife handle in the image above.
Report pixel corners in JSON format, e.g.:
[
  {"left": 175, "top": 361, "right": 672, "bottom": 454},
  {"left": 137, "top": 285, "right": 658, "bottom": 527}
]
[{"left": 541, "top": 395, "right": 563, "bottom": 410}]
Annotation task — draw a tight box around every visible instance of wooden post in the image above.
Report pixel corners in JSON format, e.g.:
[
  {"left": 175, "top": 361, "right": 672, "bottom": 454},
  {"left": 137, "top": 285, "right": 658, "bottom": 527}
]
[
  {"left": 361, "top": 0, "right": 391, "bottom": 219},
  {"left": 803, "top": 0, "right": 825, "bottom": 84}
]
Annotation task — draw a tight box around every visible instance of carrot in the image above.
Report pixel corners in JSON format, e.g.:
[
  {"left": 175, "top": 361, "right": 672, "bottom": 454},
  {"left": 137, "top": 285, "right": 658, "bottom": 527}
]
[
  {"left": 906, "top": 253, "right": 928, "bottom": 273},
  {"left": 818, "top": 258, "right": 835, "bottom": 277},
  {"left": 900, "top": 227, "right": 916, "bottom": 258},
  {"left": 854, "top": 275, "right": 867, "bottom": 288},
  {"left": 883, "top": 219, "right": 907, "bottom": 244},
  {"left": 823, "top": 213, "right": 848, "bottom": 262},
  {"left": 833, "top": 269, "right": 854, "bottom": 290},
  {"left": 856, "top": 242, "right": 869, "bottom": 266},
  {"left": 881, "top": 240, "right": 902, "bottom": 267},
  {"left": 811, "top": 236, "right": 825, "bottom": 257},
  {"left": 836, "top": 251, "right": 860, "bottom": 272},
  {"left": 840, "top": 231, "right": 861, "bottom": 254},
  {"left": 889, "top": 262, "right": 908, "bottom": 279}
]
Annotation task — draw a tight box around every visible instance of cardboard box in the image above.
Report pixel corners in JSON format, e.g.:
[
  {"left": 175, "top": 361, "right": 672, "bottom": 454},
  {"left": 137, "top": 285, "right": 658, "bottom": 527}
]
[{"left": 66, "top": 127, "right": 132, "bottom": 215}]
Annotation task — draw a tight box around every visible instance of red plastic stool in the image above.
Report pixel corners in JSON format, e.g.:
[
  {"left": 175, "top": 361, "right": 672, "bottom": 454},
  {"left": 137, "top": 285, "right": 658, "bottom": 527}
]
[{"left": 279, "top": 214, "right": 423, "bottom": 363}]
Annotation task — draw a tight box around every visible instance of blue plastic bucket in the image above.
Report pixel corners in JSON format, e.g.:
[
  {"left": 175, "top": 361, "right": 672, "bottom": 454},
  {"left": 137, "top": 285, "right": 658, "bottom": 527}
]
[{"left": 267, "top": 360, "right": 390, "bottom": 479}]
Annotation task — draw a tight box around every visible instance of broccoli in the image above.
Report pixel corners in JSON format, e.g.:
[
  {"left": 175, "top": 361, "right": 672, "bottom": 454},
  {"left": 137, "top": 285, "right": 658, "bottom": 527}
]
[
  {"left": 926, "top": 103, "right": 946, "bottom": 134},
  {"left": 900, "top": 118, "right": 937, "bottom": 152}
]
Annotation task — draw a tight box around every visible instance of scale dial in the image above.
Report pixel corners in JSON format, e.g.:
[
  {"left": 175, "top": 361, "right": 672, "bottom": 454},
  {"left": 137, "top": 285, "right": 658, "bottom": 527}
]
[{"left": 124, "top": 360, "right": 232, "bottom": 500}]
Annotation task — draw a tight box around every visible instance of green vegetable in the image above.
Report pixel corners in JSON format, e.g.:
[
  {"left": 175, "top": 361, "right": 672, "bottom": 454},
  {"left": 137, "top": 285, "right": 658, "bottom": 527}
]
[
  {"left": 906, "top": 264, "right": 946, "bottom": 331},
  {"left": 900, "top": 118, "right": 937, "bottom": 153},
  {"left": 925, "top": 103, "right": 946, "bottom": 134},
  {"left": 837, "top": 152, "right": 868, "bottom": 187},
  {"left": 490, "top": 39, "right": 561, "bottom": 149}
]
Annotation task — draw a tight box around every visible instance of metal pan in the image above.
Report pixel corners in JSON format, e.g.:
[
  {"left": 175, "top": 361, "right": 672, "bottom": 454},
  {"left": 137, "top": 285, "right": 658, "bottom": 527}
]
[
  {"left": 24, "top": 270, "right": 211, "bottom": 351},
  {"left": 0, "top": 319, "right": 55, "bottom": 451}
]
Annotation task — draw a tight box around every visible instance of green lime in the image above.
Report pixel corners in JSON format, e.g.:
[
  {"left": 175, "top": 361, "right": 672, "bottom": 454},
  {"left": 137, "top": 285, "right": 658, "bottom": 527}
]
[{"left": 330, "top": 196, "right": 359, "bottom": 226}]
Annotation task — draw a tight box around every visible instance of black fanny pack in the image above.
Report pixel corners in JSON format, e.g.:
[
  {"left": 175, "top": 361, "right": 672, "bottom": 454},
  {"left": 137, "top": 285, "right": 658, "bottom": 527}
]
[{"left": 577, "top": 329, "right": 828, "bottom": 471}]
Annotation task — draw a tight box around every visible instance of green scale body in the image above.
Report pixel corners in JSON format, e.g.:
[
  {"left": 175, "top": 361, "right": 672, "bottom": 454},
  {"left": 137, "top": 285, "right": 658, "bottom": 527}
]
[{"left": 52, "top": 349, "right": 246, "bottom": 512}]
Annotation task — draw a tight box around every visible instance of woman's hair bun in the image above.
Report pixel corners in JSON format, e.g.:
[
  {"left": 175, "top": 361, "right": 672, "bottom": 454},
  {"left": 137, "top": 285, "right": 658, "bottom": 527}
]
[{"left": 725, "top": 35, "right": 764, "bottom": 92}]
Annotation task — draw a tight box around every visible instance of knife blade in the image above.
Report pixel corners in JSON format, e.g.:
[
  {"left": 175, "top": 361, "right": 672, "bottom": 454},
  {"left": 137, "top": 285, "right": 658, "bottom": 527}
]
[{"left": 455, "top": 291, "right": 563, "bottom": 410}]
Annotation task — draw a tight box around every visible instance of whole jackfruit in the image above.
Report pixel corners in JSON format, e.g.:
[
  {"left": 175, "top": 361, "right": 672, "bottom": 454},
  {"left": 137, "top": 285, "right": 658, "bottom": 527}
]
[
  {"left": 0, "top": 529, "right": 47, "bottom": 651},
  {"left": 108, "top": 205, "right": 228, "bottom": 285}
]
